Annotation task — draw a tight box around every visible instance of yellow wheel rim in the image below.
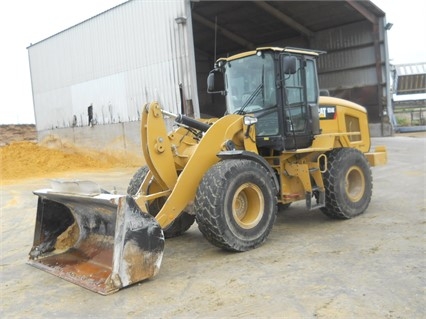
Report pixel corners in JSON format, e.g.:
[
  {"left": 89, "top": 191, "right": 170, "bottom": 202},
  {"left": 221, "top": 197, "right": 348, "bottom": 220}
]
[
  {"left": 345, "top": 166, "right": 365, "bottom": 202},
  {"left": 232, "top": 183, "right": 264, "bottom": 229}
]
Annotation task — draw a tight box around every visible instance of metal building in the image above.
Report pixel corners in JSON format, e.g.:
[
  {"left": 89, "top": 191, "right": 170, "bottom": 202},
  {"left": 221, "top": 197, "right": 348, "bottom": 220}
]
[
  {"left": 391, "top": 62, "right": 426, "bottom": 131},
  {"left": 28, "top": 0, "right": 392, "bottom": 154}
]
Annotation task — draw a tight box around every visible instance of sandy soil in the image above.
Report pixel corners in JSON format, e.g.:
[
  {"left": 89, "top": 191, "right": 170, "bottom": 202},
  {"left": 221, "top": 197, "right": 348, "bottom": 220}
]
[{"left": 0, "top": 125, "right": 140, "bottom": 183}]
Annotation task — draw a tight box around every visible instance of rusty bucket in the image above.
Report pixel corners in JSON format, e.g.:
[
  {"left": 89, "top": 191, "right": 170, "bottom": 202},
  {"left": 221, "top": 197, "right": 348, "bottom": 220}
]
[{"left": 28, "top": 180, "right": 164, "bottom": 295}]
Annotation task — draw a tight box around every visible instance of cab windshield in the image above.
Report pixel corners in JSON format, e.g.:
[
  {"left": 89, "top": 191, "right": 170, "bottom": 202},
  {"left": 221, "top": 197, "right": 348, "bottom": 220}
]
[{"left": 225, "top": 53, "right": 276, "bottom": 114}]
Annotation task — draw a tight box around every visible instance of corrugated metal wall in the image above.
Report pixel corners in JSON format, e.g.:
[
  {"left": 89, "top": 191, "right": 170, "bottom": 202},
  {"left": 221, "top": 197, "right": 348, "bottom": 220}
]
[
  {"left": 312, "top": 20, "right": 385, "bottom": 122},
  {"left": 314, "top": 20, "right": 379, "bottom": 86},
  {"left": 28, "top": 0, "right": 197, "bottom": 131}
]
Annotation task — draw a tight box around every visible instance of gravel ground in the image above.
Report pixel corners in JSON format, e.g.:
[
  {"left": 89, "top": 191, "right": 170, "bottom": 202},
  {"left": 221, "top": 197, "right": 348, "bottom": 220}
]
[{"left": 1, "top": 135, "right": 425, "bottom": 318}]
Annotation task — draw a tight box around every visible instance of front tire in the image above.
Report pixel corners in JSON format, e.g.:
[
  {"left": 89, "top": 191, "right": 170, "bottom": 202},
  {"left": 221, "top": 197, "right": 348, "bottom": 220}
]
[
  {"left": 194, "top": 159, "right": 277, "bottom": 251},
  {"left": 127, "top": 166, "right": 195, "bottom": 238},
  {"left": 320, "top": 148, "right": 372, "bottom": 219}
]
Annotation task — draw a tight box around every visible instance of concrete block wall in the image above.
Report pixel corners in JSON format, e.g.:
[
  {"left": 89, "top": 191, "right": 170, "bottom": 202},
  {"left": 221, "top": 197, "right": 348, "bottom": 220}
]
[{"left": 37, "top": 121, "right": 144, "bottom": 161}]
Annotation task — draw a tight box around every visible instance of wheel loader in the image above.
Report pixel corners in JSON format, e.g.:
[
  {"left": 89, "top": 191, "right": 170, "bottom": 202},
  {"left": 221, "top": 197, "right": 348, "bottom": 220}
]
[{"left": 28, "top": 47, "right": 387, "bottom": 295}]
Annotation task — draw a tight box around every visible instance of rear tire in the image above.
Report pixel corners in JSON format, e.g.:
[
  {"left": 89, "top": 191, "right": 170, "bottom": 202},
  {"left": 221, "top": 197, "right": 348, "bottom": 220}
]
[
  {"left": 320, "top": 148, "right": 372, "bottom": 219},
  {"left": 194, "top": 159, "right": 277, "bottom": 251},
  {"left": 127, "top": 166, "right": 195, "bottom": 238}
]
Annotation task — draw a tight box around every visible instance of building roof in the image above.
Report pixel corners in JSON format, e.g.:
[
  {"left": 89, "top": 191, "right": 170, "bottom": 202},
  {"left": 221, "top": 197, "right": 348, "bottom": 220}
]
[
  {"left": 191, "top": 0, "right": 385, "bottom": 57},
  {"left": 393, "top": 63, "right": 426, "bottom": 95},
  {"left": 28, "top": 0, "right": 386, "bottom": 58}
]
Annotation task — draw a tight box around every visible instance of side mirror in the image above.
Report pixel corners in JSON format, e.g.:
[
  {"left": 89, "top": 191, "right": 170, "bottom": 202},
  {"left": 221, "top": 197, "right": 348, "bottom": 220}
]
[
  {"left": 283, "top": 56, "right": 297, "bottom": 75},
  {"left": 207, "top": 69, "right": 225, "bottom": 94}
]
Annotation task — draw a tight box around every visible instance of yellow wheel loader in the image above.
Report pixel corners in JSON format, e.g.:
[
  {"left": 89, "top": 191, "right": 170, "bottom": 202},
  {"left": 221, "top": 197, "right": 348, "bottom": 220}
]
[{"left": 28, "top": 47, "right": 387, "bottom": 294}]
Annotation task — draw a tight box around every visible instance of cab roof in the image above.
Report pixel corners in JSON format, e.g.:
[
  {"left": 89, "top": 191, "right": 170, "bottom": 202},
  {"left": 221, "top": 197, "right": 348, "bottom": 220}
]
[{"left": 217, "top": 47, "right": 326, "bottom": 63}]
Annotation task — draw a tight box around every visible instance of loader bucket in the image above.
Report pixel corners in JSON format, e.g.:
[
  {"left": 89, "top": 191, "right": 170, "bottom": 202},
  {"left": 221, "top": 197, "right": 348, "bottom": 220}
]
[{"left": 28, "top": 181, "right": 164, "bottom": 295}]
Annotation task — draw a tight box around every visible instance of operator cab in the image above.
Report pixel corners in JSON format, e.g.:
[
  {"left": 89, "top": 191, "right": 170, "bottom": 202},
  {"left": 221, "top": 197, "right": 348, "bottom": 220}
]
[{"left": 207, "top": 47, "right": 323, "bottom": 151}]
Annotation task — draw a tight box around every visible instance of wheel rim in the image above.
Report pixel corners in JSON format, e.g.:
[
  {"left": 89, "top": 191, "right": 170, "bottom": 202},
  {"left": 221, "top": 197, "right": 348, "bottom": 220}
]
[
  {"left": 232, "top": 183, "right": 264, "bottom": 229},
  {"left": 345, "top": 166, "right": 365, "bottom": 202}
]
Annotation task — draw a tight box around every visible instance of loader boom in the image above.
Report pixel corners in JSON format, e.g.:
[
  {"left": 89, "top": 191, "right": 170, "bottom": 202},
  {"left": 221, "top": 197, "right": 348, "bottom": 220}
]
[{"left": 137, "top": 102, "right": 258, "bottom": 229}]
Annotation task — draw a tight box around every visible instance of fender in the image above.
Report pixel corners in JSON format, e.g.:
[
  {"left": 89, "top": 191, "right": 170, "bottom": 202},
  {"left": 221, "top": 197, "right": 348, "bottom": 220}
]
[{"left": 217, "top": 150, "right": 280, "bottom": 193}]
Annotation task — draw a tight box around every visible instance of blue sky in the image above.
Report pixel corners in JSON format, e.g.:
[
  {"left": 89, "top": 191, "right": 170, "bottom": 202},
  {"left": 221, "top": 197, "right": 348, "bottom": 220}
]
[{"left": 0, "top": 0, "right": 424, "bottom": 124}]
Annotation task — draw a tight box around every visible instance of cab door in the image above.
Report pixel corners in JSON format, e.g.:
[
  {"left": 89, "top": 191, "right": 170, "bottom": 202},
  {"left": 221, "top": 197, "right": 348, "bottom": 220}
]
[{"left": 281, "top": 55, "right": 319, "bottom": 150}]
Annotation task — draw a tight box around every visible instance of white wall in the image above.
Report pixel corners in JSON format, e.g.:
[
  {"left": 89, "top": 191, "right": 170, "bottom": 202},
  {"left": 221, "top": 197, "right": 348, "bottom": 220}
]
[{"left": 28, "top": 0, "right": 198, "bottom": 131}]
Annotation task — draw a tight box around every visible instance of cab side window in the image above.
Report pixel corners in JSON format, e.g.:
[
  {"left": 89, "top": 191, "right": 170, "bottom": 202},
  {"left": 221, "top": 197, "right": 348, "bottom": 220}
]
[
  {"left": 305, "top": 59, "right": 318, "bottom": 104},
  {"left": 284, "top": 58, "right": 306, "bottom": 132}
]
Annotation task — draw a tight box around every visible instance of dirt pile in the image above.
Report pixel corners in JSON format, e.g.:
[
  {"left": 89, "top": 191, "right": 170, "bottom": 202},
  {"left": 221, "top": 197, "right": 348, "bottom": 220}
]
[
  {"left": 0, "top": 124, "right": 143, "bottom": 183},
  {"left": 0, "top": 141, "right": 139, "bottom": 183}
]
